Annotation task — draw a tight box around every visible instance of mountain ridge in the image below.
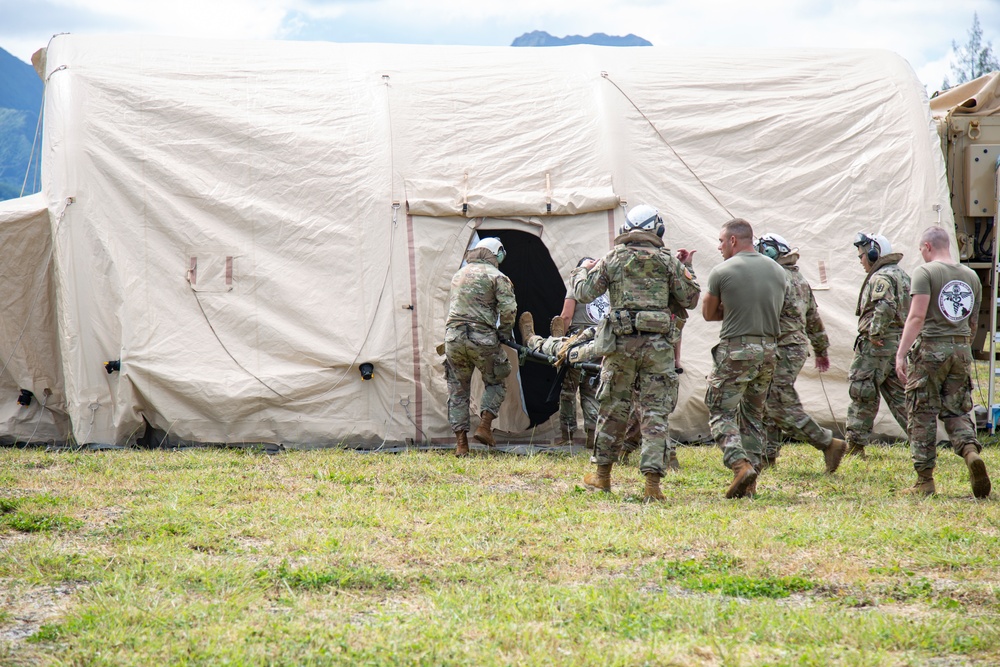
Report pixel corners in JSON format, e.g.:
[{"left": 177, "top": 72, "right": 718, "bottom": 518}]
[
  {"left": 511, "top": 31, "right": 652, "bottom": 47},
  {"left": 0, "top": 47, "right": 43, "bottom": 200}
]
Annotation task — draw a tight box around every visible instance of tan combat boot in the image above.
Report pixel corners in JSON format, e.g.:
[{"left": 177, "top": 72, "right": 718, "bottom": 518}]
[
  {"left": 550, "top": 315, "right": 566, "bottom": 338},
  {"left": 958, "top": 443, "right": 992, "bottom": 499},
  {"left": 824, "top": 437, "right": 847, "bottom": 473},
  {"left": 758, "top": 454, "right": 777, "bottom": 472},
  {"left": 583, "top": 463, "right": 613, "bottom": 492},
  {"left": 725, "top": 459, "right": 758, "bottom": 499},
  {"left": 845, "top": 435, "right": 867, "bottom": 459},
  {"left": 518, "top": 311, "right": 535, "bottom": 341},
  {"left": 455, "top": 431, "right": 469, "bottom": 457},
  {"left": 552, "top": 425, "right": 573, "bottom": 446},
  {"left": 474, "top": 411, "right": 496, "bottom": 447},
  {"left": 901, "top": 469, "right": 936, "bottom": 496},
  {"left": 644, "top": 472, "right": 665, "bottom": 502}
]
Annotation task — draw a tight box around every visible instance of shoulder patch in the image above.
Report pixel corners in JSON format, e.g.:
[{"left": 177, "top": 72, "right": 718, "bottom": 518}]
[
  {"left": 870, "top": 277, "right": 890, "bottom": 299},
  {"left": 683, "top": 268, "right": 693, "bottom": 280}
]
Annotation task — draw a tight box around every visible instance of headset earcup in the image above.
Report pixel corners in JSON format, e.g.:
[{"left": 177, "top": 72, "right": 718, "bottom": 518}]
[
  {"left": 867, "top": 248, "right": 879, "bottom": 263},
  {"left": 656, "top": 223, "right": 665, "bottom": 238}
]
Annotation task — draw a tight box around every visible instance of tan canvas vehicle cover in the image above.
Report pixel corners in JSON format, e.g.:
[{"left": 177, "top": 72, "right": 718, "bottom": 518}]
[
  {"left": 930, "top": 71, "right": 1000, "bottom": 119},
  {"left": 0, "top": 35, "right": 950, "bottom": 447}
]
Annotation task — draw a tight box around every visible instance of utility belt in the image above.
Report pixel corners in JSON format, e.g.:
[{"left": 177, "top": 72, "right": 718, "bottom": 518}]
[
  {"left": 853, "top": 333, "right": 901, "bottom": 351},
  {"left": 919, "top": 334, "right": 971, "bottom": 343},
  {"left": 445, "top": 322, "right": 500, "bottom": 347},
  {"left": 721, "top": 335, "right": 776, "bottom": 344},
  {"left": 607, "top": 308, "right": 675, "bottom": 336}
]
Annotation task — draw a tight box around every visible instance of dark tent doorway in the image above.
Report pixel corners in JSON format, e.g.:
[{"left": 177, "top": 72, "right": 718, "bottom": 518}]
[{"left": 479, "top": 229, "right": 566, "bottom": 427}]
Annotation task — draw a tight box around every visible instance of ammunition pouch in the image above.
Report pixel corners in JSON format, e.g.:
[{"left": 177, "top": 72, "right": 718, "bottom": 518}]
[
  {"left": 609, "top": 309, "right": 675, "bottom": 336},
  {"left": 634, "top": 310, "right": 674, "bottom": 334},
  {"left": 608, "top": 309, "right": 634, "bottom": 336},
  {"left": 592, "top": 318, "right": 617, "bottom": 356}
]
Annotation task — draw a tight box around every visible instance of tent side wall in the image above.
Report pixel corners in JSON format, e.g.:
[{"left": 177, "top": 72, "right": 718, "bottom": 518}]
[
  {"left": 42, "top": 37, "right": 418, "bottom": 447},
  {"left": 0, "top": 193, "right": 69, "bottom": 443}
]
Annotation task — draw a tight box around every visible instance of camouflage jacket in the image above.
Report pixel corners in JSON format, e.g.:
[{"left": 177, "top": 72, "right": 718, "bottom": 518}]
[
  {"left": 777, "top": 253, "right": 829, "bottom": 355},
  {"left": 855, "top": 253, "right": 910, "bottom": 340},
  {"left": 570, "top": 230, "right": 700, "bottom": 316},
  {"left": 445, "top": 247, "right": 517, "bottom": 333}
]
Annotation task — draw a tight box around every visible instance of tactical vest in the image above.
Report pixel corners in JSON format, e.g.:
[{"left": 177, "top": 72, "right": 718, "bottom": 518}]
[{"left": 607, "top": 245, "right": 674, "bottom": 313}]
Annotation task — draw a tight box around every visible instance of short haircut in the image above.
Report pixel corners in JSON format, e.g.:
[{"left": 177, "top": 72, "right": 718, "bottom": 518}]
[
  {"left": 576, "top": 256, "right": 595, "bottom": 268},
  {"left": 921, "top": 226, "right": 950, "bottom": 251},
  {"left": 721, "top": 218, "right": 754, "bottom": 244}
]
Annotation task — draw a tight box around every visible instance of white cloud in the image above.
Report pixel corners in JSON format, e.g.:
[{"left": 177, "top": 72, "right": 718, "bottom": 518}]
[{"left": 2, "top": 0, "right": 998, "bottom": 89}]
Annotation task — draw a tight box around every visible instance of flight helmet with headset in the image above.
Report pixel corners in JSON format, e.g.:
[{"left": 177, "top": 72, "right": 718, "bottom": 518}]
[
  {"left": 474, "top": 237, "right": 507, "bottom": 264},
  {"left": 853, "top": 233, "right": 892, "bottom": 263},
  {"left": 620, "top": 204, "right": 665, "bottom": 238},
  {"left": 754, "top": 233, "right": 792, "bottom": 259}
]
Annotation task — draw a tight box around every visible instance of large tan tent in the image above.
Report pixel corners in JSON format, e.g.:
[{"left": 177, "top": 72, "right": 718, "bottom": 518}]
[{"left": 0, "top": 35, "right": 952, "bottom": 449}]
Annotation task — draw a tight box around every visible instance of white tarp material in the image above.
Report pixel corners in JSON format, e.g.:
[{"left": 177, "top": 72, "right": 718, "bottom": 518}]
[
  {"left": 0, "top": 193, "right": 67, "bottom": 444},
  {"left": 0, "top": 35, "right": 951, "bottom": 447}
]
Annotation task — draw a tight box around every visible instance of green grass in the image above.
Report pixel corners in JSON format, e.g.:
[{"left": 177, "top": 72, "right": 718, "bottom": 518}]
[{"left": 0, "top": 444, "right": 998, "bottom": 666}]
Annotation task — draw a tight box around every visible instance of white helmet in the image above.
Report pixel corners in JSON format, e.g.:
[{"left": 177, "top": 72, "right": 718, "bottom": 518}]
[
  {"left": 853, "top": 232, "right": 891, "bottom": 262},
  {"left": 621, "top": 204, "right": 664, "bottom": 237},
  {"left": 475, "top": 237, "right": 506, "bottom": 264},
  {"left": 755, "top": 233, "right": 792, "bottom": 260}
]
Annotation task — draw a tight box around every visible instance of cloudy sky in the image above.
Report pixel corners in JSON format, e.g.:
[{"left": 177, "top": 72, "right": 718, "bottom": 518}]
[{"left": 2, "top": 0, "right": 998, "bottom": 91}]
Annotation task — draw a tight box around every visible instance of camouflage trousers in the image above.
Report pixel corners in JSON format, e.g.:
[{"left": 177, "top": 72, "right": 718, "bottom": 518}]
[
  {"left": 560, "top": 367, "right": 599, "bottom": 432},
  {"left": 527, "top": 334, "right": 563, "bottom": 358},
  {"left": 905, "top": 337, "right": 981, "bottom": 472},
  {"left": 592, "top": 333, "right": 678, "bottom": 475},
  {"left": 763, "top": 343, "right": 832, "bottom": 457},
  {"left": 445, "top": 324, "right": 512, "bottom": 433},
  {"left": 526, "top": 334, "right": 598, "bottom": 432},
  {"left": 705, "top": 336, "right": 777, "bottom": 469},
  {"left": 623, "top": 404, "right": 640, "bottom": 453},
  {"left": 846, "top": 337, "right": 908, "bottom": 448}
]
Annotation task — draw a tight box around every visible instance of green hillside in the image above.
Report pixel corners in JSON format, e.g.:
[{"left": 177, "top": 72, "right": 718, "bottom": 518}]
[{"left": 0, "top": 47, "right": 43, "bottom": 201}]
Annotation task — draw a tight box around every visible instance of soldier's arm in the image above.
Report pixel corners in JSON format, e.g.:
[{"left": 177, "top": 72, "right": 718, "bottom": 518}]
[
  {"left": 702, "top": 293, "right": 723, "bottom": 321},
  {"left": 867, "top": 277, "right": 896, "bottom": 342},
  {"left": 869, "top": 300, "right": 896, "bottom": 343},
  {"left": 805, "top": 288, "right": 830, "bottom": 356},
  {"left": 970, "top": 289, "right": 980, "bottom": 336},
  {"left": 559, "top": 298, "right": 575, "bottom": 331},
  {"left": 570, "top": 259, "right": 610, "bottom": 304},
  {"left": 895, "top": 293, "right": 929, "bottom": 383},
  {"left": 496, "top": 275, "right": 518, "bottom": 332},
  {"left": 669, "top": 255, "right": 701, "bottom": 310}
]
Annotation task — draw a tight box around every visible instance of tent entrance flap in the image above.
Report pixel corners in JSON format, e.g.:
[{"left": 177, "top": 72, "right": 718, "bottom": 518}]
[{"left": 477, "top": 229, "right": 566, "bottom": 427}]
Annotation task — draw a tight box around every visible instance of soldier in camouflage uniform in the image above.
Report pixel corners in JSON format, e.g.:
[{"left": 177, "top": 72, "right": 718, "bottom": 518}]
[
  {"left": 518, "top": 315, "right": 668, "bottom": 468},
  {"left": 620, "top": 406, "right": 680, "bottom": 470},
  {"left": 757, "top": 233, "right": 847, "bottom": 474},
  {"left": 571, "top": 204, "right": 700, "bottom": 501},
  {"left": 895, "top": 226, "right": 991, "bottom": 498},
  {"left": 703, "top": 219, "right": 786, "bottom": 499},
  {"left": 847, "top": 233, "right": 910, "bottom": 458},
  {"left": 552, "top": 258, "right": 604, "bottom": 448},
  {"left": 444, "top": 237, "right": 517, "bottom": 456}
]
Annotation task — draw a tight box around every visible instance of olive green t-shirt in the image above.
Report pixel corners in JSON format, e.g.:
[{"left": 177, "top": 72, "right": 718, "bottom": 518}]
[
  {"left": 706, "top": 251, "right": 786, "bottom": 339},
  {"left": 565, "top": 282, "right": 609, "bottom": 329},
  {"left": 910, "top": 261, "right": 981, "bottom": 337}
]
